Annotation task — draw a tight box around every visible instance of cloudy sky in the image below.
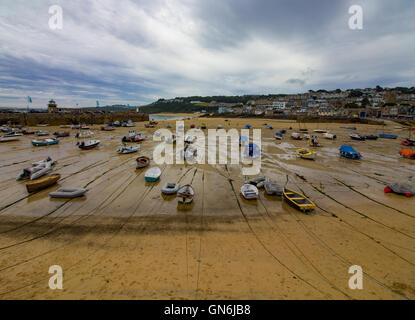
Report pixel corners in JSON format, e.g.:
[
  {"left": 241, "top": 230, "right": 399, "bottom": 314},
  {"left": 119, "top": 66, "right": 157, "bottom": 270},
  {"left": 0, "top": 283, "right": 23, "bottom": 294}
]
[{"left": 0, "top": 0, "right": 414, "bottom": 108}]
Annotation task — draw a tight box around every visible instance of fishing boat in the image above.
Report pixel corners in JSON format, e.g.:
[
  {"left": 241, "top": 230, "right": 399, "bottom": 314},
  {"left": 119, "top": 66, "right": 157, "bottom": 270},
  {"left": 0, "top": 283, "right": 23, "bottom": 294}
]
[
  {"left": 365, "top": 135, "right": 378, "bottom": 140},
  {"left": 26, "top": 174, "right": 61, "bottom": 193},
  {"left": 274, "top": 132, "right": 283, "bottom": 140},
  {"left": 75, "top": 131, "right": 94, "bottom": 138},
  {"left": 339, "top": 145, "right": 362, "bottom": 160},
  {"left": 144, "top": 167, "right": 161, "bottom": 182},
  {"left": 77, "top": 140, "right": 100, "bottom": 150},
  {"left": 49, "top": 188, "right": 86, "bottom": 199},
  {"left": 399, "top": 149, "right": 415, "bottom": 159},
  {"left": 53, "top": 131, "right": 70, "bottom": 137},
  {"left": 117, "top": 145, "right": 140, "bottom": 154},
  {"left": 136, "top": 156, "right": 150, "bottom": 169},
  {"left": 36, "top": 130, "right": 50, "bottom": 136},
  {"left": 322, "top": 132, "right": 336, "bottom": 140},
  {"left": 350, "top": 133, "right": 366, "bottom": 141},
  {"left": 241, "top": 184, "right": 259, "bottom": 200},
  {"left": 177, "top": 184, "right": 195, "bottom": 204},
  {"left": 283, "top": 188, "right": 316, "bottom": 212},
  {"left": 290, "top": 132, "right": 302, "bottom": 140},
  {"left": 379, "top": 133, "right": 398, "bottom": 139},
  {"left": 401, "top": 138, "right": 415, "bottom": 146},
  {"left": 296, "top": 148, "right": 316, "bottom": 160},
  {"left": 32, "top": 138, "right": 59, "bottom": 146},
  {"left": 162, "top": 183, "right": 180, "bottom": 195},
  {"left": 264, "top": 182, "right": 283, "bottom": 196}
]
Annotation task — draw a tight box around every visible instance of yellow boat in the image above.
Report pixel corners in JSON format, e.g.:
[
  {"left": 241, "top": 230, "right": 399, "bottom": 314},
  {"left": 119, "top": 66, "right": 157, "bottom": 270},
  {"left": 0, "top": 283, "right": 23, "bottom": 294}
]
[
  {"left": 296, "top": 148, "right": 316, "bottom": 160},
  {"left": 283, "top": 188, "right": 316, "bottom": 212}
]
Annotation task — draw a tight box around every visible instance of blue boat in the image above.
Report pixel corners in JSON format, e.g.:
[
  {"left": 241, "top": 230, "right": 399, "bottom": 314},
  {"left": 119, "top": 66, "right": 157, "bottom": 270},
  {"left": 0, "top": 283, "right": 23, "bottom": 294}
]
[
  {"left": 267, "top": 126, "right": 273, "bottom": 130},
  {"left": 339, "top": 145, "right": 362, "bottom": 160},
  {"left": 279, "top": 129, "right": 287, "bottom": 134},
  {"left": 274, "top": 132, "right": 283, "bottom": 140},
  {"left": 350, "top": 133, "right": 365, "bottom": 141},
  {"left": 379, "top": 134, "right": 398, "bottom": 139},
  {"left": 245, "top": 124, "right": 252, "bottom": 129}
]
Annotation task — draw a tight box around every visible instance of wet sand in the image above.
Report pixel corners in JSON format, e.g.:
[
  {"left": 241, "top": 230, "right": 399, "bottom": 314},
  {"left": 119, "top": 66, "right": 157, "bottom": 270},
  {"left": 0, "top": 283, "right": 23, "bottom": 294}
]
[{"left": 0, "top": 119, "right": 414, "bottom": 299}]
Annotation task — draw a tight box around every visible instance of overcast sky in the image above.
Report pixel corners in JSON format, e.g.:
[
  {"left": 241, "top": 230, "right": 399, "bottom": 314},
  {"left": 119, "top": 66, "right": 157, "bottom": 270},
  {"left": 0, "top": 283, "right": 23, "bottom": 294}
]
[{"left": 0, "top": 0, "right": 414, "bottom": 108}]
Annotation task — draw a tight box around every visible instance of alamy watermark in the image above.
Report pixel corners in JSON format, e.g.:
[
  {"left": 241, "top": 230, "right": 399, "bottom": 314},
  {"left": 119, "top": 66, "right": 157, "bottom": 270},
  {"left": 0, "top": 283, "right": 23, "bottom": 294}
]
[
  {"left": 348, "top": 5, "right": 363, "bottom": 30},
  {"left": 49, "top": 5, "right": 63, "bottom": 30},
  {"left": 153, "top": 121, "right": 262, "bottom": 175}
]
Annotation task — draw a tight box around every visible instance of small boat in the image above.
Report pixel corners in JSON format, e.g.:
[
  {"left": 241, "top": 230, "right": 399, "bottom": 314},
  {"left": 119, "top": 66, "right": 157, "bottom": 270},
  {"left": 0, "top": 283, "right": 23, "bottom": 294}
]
[
  {"left": 80, "top": 125, "right": 90, "bottom": 130},
  {"left": 36, "top": 130, "right": 50, "bottom": 136},
  {"left": 145, "top": 123, "right": 156, "bottom": 128},
  {"left": 60, "top": 125, "right": 71, "bottom": 128},
  {"left": 401, "top": 139, "right": 415, "bottom": 146},
  {"left": 267, "top": 126, "right": 273, "bottom": 130},
  {"left": 322, "top": 132, "right": 336, "bottom": 140},
  {"left": 54, "top": 131, "right": 70, "bottom": 137},
  {"left": 296, "top": 148, "right": 316, "bottom": 160},
  {"left": 350, "top": 133, "right": 366, "bottom": 141},
  {"left": 399, "top": 149, "right": 415, "bottom": 159},
  {"left": 71, "top": 125, "right": 81, "bottom": 129},
  {"left": 136, "top": 156, "right": 150, "bottom": 169},
  {"left": 365, "top": 135, "right": 378, "bottom": 140},
  {"left": 341, "top": 126, "right": 357, "bottom": 130},
  {"left": 75, "top": 131, "right": 94, "bottom": 138},
  {"left": 309, "top": 136, "right": 321, "bottom": 147},
  {"left": 245, "top": 176, "right": 266, "bottom": 186},
  {"left": 0, "top": 135, "right": 20, "bottom": 142},
  {"left": 384, "top": 182, "right": 415, "bottom": 197},
  {"left": 379, "top": 134, "right": 398, "bottom": 139},
  {"left": 177, "top": 184, "right": 195, "bottom": 203},
  {"left": 201, "top": 124, "right": 207, "bottom": 130},
  {"left": 32, "top": 138, "right": 59, "bottom": 146},
  {"left": 190, "top": 124, "right": 195, "bottom": 129},
  {"left": 117, "top": 145, "right": 140, "bottom": 154},
  {"left": 217, "top": 125, "right": 223, "bottom": 129},
  {"left": 26, "top": 174, "right": 61, "bottom": 193},
  {"left": 49, "top": 188, "right": 87, "bottom": 199},
  {"left": 22, "top": 129, "right": 35, "bottom": 135},
  {"left": 279, "top": 129, "right": 287, "bottom": 134},
  {"left": 241, "top": 184, "right": 259, "bottom": 200},
  {"left": 299, "top": 128, "right": 308, "bottom": 132},
  {"left": 264, "top": 182, "right": 283, "bottom": 196},
  {"left": 17, "top": 158, "right": 56, "bottom": 181},
  {"left": 283, "top": 188, "right": 316, "bottom": 212},
  {"left": 313, "top": 129, "right": 327, "bottom": 133},
  {"left": 161, "top": 183, "right": 180, "bottom": 195},
  {"left": 77, "top": 140, "right": 100, "bottom": 150},
  {"left": 125, "top": 120, "right": 135, "bottom": 127},
  {"left": 101, "top": 126, "right": 116, "bottom": 131},
  {"left": 291, "top": 132, "right": 302, "bottom": 140},
  {"left": 245, "top": 124, "right": 252, "bottom": 129},
  {"left": 339, "top": 145, "right": 362, "bottom": 160},
  {"left": 145, "top": 167, "right": 161, "bottom": 182},
  {"left": 113, "top": 121, "right": 120, "bottom": 127},
  {"left": 37, "top": 124, "right": 49, "bottom": 127},
  {"left": 275, "top": 132, "right": 283, "bottom": 140},
  {"left": 304, "top": 134, "right": 311, "bottom": 140}
]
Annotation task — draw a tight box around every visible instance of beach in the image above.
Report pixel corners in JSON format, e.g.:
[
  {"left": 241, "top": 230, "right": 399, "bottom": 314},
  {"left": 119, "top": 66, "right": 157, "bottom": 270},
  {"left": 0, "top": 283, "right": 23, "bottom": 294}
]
[{"left": 0, "top": 118, "right": 414, "bottom": 299}]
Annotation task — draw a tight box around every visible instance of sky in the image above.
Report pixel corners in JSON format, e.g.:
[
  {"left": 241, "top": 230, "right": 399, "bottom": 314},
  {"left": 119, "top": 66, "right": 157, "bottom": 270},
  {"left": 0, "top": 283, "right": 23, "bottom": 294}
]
[{"left": 0, "top": 0, "right": 414, "bottom": 108}]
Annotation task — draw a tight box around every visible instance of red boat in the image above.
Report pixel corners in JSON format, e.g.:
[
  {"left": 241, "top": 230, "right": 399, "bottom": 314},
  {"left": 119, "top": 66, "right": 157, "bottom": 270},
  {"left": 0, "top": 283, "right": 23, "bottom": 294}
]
[{"left": 401, "top": 139, "right": 415, "bottom": 146}]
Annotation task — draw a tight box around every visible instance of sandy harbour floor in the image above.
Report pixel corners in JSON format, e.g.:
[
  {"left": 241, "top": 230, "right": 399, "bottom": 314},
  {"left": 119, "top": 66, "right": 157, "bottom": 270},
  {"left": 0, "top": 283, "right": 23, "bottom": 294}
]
[{"left": 0, "top": 118, "right": 414, "bottom": 299}]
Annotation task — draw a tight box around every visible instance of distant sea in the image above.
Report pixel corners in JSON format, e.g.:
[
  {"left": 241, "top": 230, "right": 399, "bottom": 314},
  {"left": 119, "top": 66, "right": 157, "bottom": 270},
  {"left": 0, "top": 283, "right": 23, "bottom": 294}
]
[{"left": 149, "top": 114, "right": 193, "bottom": 121}]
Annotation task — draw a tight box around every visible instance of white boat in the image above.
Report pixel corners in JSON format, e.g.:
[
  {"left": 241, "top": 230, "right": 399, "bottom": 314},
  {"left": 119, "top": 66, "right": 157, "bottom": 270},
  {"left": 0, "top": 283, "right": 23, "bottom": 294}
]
[
  {"left": 125, "top": 120, "right": 135, "bottom": 127},
  {"left": 241, "top": 184, "right": 259, "bottom": 200},
  {"left": 117, "top": 145, "right": 140, "bottom": 154},
  {"left": 0, "top": 135, "right": 20, "bottom": 142},
  {"left": 49, "top": 188, "right": 87, "bottom": 198},
  {"left": 75, "top": 130, "right": 94, "bottom": 138},
  {"left": 322, "top": 132, "right": 336, "bottom": 140},
  {"left": 145, "top": 167, "right": 161, "bottom": 182},
  {"left": 77, "top": 140, "right": 100, "bottom": 150},
  {"left": 177, "top": 184, "right": 195, "bottom": 203},
  {"left": 17, "top": 157, "right": 56, "bottom": 180}
]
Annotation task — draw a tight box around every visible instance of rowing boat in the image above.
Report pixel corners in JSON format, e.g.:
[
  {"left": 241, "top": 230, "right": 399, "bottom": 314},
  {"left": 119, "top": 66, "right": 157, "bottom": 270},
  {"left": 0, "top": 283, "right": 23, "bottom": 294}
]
[
  {"left": 136, "top": 156, "right": 150, "bottom": 169},
  {"left": 241, "top": 184, "right": 259, "bottom": 200},
  {"left": 32, "top": 138, "right": 59, "bottom": 146},
  {"left": 145, "top": 167, "right": 161, "bottom": 182},
  {"left": 177, "top": 184, "right": 195, "bottom": 204},
  {"left": 283, "top": 188, "right": 316, "bottom": 212},
  {"left": 26, "top": 174, "right": 61, "bottom": 193},
  {"left": 296, "top": 148, "right": 316, "bottom": 160}
]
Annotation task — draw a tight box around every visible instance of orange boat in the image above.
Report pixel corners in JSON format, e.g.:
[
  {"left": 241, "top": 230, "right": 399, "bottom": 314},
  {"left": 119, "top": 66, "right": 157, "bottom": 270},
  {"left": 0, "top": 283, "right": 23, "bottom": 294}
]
[
  {"left": 26, "top": 174, "right": 61, "bottom": 193},
  {"left": 400, "top": 149, "right": 415, "bottom": 159}
]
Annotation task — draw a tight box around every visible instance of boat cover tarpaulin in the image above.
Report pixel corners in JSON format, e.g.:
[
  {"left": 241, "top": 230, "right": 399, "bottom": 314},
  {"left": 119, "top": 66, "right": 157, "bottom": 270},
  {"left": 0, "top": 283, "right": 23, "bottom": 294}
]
[
  {"left": 340, "top": 145, "right": 358, "bottom": 154},
  {"left": 400, "top": 149, "right": 415, "bottom": 159}
]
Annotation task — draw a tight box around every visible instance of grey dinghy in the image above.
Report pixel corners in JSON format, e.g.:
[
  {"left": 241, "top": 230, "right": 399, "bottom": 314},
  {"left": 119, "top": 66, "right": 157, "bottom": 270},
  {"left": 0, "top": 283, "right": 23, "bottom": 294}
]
[
  {"left": 49, "top": 188, "right": 87, "bottom": 198},
  {"left": 161, "top": 183, "right": 180, "bottom": 195},
  {"left": 264, "top": 182, "right": 283, "bottom": 196}
]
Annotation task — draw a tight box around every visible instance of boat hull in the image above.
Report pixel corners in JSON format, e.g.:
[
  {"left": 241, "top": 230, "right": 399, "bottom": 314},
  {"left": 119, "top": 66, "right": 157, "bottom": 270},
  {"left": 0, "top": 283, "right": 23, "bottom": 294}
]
[{"left": 26, "top": 174, "right": 61, "bottom": 193}]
